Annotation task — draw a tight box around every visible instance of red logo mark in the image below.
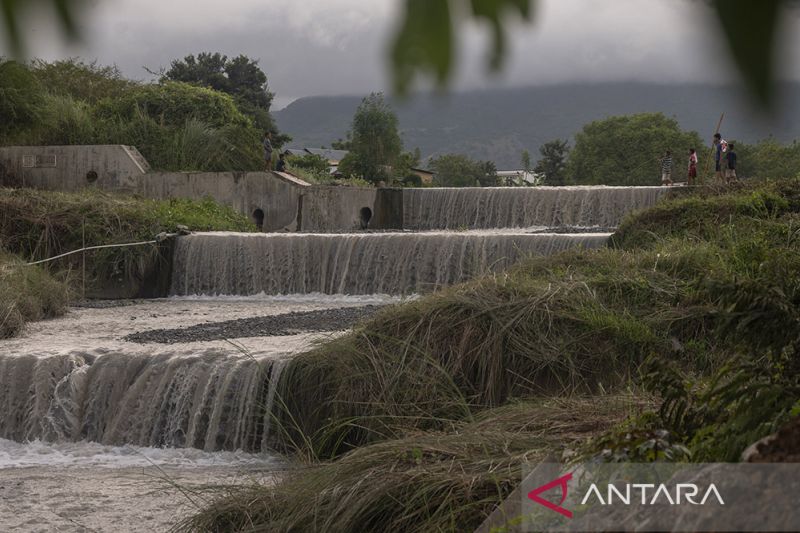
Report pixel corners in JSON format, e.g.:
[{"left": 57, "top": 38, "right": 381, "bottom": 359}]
[{"left": 527, "top": 472, "right": 573, "bottom": 519}]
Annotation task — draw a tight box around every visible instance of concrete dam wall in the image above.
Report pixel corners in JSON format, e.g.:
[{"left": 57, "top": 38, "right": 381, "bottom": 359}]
[
  {"left": 169, "top": 231, "right": 611, "bottom": 296},
  {"left": 402, "top": 186, "right": 667, "bottom": 230}
]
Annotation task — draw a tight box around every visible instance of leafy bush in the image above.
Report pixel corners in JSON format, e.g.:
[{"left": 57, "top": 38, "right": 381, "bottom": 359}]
[{"left": 95, "top": 81, "right": 251, "bottom": 128}]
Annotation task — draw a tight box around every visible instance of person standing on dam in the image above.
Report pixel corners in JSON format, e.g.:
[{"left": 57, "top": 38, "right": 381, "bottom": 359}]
[
  {"left": 263, "top": 131, "right": 274, "bottom": 171},
  {"left": 688, "top": 148, "right": 698, "bottom": 185},
  {"left": 725, "top": 143, "right": 738, "bottom": 183},
  {"left": 713, "top": 133, "right": 728, "bottom": 182}
]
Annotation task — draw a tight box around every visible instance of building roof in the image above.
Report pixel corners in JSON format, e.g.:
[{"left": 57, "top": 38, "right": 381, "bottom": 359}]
[{"left": 303, "top": 148, "right": 350, "bottom": 162}]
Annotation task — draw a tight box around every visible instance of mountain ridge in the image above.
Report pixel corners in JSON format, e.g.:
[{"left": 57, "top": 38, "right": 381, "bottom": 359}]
[{"left": 274, "top": 83, "right": 800, "bottom": 169}]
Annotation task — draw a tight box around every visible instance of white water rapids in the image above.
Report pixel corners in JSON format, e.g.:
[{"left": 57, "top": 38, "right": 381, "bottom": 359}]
[{"left": 0, "top": 296, "right": 392, "bottom": 531}]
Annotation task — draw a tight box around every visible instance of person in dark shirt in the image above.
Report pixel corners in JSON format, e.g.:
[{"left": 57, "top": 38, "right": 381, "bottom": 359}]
[
  {"left": 725, "top": 143, "right": 737, "bottom": 183},
  {"left": 275, "top": 152, "right": 287, "bottom": 172}
]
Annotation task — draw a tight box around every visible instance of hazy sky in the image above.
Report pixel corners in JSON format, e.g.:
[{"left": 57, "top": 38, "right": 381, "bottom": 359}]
[{"left": 7, "top": 0, "right": 800, "bottom": 108}]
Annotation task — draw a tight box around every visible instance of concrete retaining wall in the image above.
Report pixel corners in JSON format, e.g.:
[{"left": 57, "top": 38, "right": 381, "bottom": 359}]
[
  {"left": 0, "top": 145, "right": 409, "bottom": 233},
  {"left": 0, "top": 145, "right": 148, "bottom": 191},
  {"left": 136, "top": 171, "right": 305, "bottom": 232}
]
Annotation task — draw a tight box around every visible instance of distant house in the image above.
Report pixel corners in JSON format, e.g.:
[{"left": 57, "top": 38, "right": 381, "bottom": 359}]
[
  {"left": 284, "top": 147, "right": 349, "bottom": 175},
  {"left": 283, "top": 148, "right": 310, "bottom": 158},
  {"left": 409, "top": 167, "right": 434, "bottom": 185},
  {"left": 497, "top": 170, "right": 542, "bottom": 186},
  {"left": 303, "top": 148, "right": 349, "bottom": 166}
]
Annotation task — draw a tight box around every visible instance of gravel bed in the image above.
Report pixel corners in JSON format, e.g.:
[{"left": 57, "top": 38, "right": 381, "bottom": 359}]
[{"left": 124, "top": 305, "right": 384, "bottom": 344}]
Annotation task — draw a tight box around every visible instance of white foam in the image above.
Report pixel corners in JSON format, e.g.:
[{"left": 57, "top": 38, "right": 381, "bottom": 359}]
[{"left": 0, "top": 438, "right": 282, "bottom": 469}]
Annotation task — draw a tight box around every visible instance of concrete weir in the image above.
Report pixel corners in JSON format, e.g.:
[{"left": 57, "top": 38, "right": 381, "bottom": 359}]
[
  {"left": 169, "top": 231, "right": 611, "bottom": 296},
  {"left": 403, "top": 186, "right": 668, "bottom": 230}
]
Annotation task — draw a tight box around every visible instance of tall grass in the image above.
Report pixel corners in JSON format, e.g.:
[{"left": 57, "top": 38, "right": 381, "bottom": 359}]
[
  {"left": 0, "top": 187, "right": 255, "bottom": 295},
  {"left": 0, "top": 251, "right": 70, "bottom": 338},
  {"left": 179, "top": 179, "right": 800, "bottom": 532},
  {"left": 181, "top": 396, "right": 643, "bottom": 533}
]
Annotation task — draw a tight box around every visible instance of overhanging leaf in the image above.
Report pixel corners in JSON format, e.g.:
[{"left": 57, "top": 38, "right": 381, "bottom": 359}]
[
  {"left": 470, "top": 0, "right": 533, "bottom": 71},
  {"left": 1, "top": 0, "right": 84, "bottom": 56},
  {"left": 711, "top": 0, "right": 782, "bottom": 107},
  {"left": 390, "top": 0, "right": 454, "bottom": 95},
  {"left": 390, "top": 0, "right": 535, "bottom": 94}
]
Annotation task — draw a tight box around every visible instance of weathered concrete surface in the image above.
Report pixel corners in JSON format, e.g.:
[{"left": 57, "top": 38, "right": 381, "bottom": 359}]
[
  {"left": 299, "top": 186, "right": 379, "bottom": 232},
  {"left": 0, "top": 145, "right": 148, "bottom": 191},
  {"left": 137, "top": 171, "right": 305, "bottom": 232},
  {"left": 0, "top": 145, "right": 308, "bottom": 232}
]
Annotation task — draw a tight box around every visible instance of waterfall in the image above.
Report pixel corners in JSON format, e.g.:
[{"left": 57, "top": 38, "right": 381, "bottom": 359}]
[
  {"left": 0, "top": 351, "right": 283, "bottom": 453},
  {"left": 261, "top": 358, "right": 288, "bottom": 450},
  {"left": 170, "top": 231, "right": 611, "bottom": 296},
  {"left": 402, "top": 186, "right": 667, "bottom": 230}
]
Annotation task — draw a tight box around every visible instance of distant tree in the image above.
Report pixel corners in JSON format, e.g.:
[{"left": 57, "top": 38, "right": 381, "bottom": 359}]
[
  {"left": 337, "top": 93, "right": 403, "bottom": 184},
  {"left": 534, "top": 139, "right": 569, "bottom": 186},
  {"left": 477, "top": 160, "right": 500, "bottom": 187},
  {"left": 162, "top": 52, "right": 288, "bottom": 144},
  {"left": 331, "top": 135, "right": 353, "bottom": 151},
  {"left": 290, "top": 153, "right": 330, "bottom": 175},
  {"left": 430, "top": 154, "right": 496, "bottom": 187},
  {"left": 733, "top": 138, "right": 800, "bottom": 179},
  {"left": 567, "top": 113, "right": 704, "bottom": 186},
  {"left": 521, "top": 149, "right": 532, "bottom": 173}
]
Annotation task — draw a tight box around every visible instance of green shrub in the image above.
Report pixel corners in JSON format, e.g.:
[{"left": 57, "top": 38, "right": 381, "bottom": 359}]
[{"left": 95, "top": 81, "right": 250, "bottom": 128}]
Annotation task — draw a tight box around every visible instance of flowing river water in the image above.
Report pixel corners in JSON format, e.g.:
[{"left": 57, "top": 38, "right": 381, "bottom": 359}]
[{"left": 0, "top": 186, "right": 668, "bottom": 531}]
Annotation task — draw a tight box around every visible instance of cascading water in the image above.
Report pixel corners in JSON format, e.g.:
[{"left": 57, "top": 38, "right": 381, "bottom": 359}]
[
  {"left": 170, "top": 231, "right": 611, "bottom": 296},
  {"left": 402, "top": 186, "right": 667, "bottom": 230},
  {"left": 1, "top": 186, "right": 664, "bottom": 465},
  {"left": 0, "top": 350, "right": 287, "bottom": 453}
]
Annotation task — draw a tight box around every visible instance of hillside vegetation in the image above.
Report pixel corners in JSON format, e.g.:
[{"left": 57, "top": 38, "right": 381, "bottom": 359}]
[
  {"left": 183, "top": 179, "right": 800, "bottom": 532},
  {"left": 0, "top": 58, "right": 279, "bottom": 171},
  {"left": 0, "top": 188, "right": 255, "bottom": 337}
]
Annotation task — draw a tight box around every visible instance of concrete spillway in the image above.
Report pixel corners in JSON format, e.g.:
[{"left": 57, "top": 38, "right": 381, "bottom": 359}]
[
  {"left": 0, "top": 350, "right": 286, "bottom": 452},
  {"left": 402, "top": 186, "right": 667, "bottom": 230},
  {"left": 169, "top": 231, "right": 611, "bottom": 296}
]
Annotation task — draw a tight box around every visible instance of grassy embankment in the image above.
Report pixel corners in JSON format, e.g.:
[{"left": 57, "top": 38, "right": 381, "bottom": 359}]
[
  {"left": 0, "top": 187, "right": 255, "bottom": 338},
  {"left": 183, "top": 180, "right": 800, "bottom": 533}
]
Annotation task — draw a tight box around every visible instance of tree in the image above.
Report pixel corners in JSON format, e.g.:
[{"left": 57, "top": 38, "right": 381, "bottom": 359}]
[
  {"left": 430, "top": 154, "right": 496, "bottom": 187},
  {"left": 534, "top": 139, "right": 569, "bottom": 186},
  {"left": 337, "top": 93, "right": 403, "bottom": 184},
  {"left": 733, "top": 138, "right": 800, "bottom": 179},
  {"left": 521, "top": 149, "right": 532, "bottom": 173},
  {"left": 566, "top": 113, "right": 703, "bottom": 186},
  {"left": 162, "top": 52, "right": 287, "bottom": 143}
]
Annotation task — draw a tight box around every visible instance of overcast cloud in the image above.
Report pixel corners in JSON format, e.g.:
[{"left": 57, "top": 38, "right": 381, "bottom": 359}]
[{"left": 6, "top": 0, "right": 800, "bottom": 108}]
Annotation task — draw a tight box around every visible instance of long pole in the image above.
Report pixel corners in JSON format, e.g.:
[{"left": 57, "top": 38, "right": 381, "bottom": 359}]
[
  {"left": 82, "top": 219, "right": 86, "bottom": 301},
  {"left": 703, "top": 112, "right": 725, "bottom": 185}
]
